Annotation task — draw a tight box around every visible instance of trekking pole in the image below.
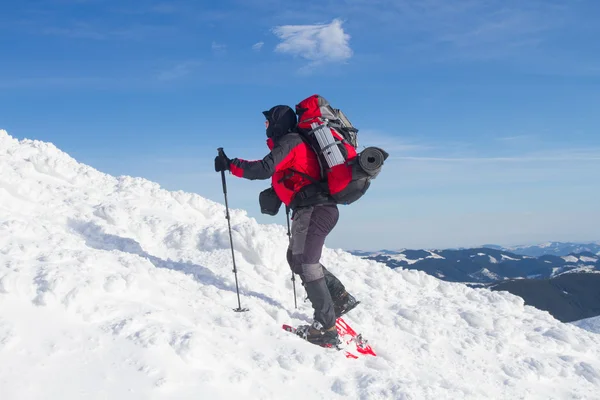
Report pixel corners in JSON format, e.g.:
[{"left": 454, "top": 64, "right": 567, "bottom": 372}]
[
  {"left": 217, "top": 148, "right": 248, "bottom": 313},
  {"left": 286, "top": 206, "right": 298, "bottom": 309}
]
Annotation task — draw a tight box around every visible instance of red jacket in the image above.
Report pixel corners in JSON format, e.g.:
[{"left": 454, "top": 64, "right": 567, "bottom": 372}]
[{"left": 229, "top": 134, "right": 330, "bottom": 208}]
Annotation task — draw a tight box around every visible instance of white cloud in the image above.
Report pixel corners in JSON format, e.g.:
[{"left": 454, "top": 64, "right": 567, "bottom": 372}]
[
  {"left": 252, "top": 41, "right": 264, "bottom": 51},
  {"left": 272, "top": 18, "right": 352, "bottom": 65}
]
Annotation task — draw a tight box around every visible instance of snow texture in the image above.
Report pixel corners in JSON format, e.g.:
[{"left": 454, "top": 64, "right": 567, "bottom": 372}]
[
  {"left": 478, "top": 268, "right": 500, "bottom": 281},
  {"left": 426, "top": 251, "right": 444, "bottom": 260},
  {"left": 573, "top": 317, "right": 600, "bottom": 335},
  {"left": 389, "top": 253, "right": 423, "bottom": 264},
  {"left": 558, "top": 266, "right": 600, "bottom": 275},
  {"left": 1, "top": 130, "right": 600, "bottom": 399},
  {"left": 562, "top": 255, "right": 579, "bottom": 263}
]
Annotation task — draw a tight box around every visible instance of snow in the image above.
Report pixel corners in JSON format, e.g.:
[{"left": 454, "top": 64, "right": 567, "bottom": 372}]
[
  {"left": 353, "top": 250, "right": 404, "bottom": 258},
  {"left": 426, "top": 251, "right": 444, "bottom": 260},
  {"left": 488, "top": 255, "right": 498, "bottom": 264},
  {"left": 573, "top": 317, "right": 600, "bottom": 335},
  {"left": 501, "top": 254, "right": 519, "bottom": 261},
  {"left": 477, "top": 268, "right": 500, "bottom": 281},
  {"left": 389, "top": 253, "right": 423, "bottom": 264},
  {"left": 562, "top": 255, "right": 579, "bottom": 263},
  {"left": 557, "top": 266, "right": 600, "bottom": 275},
  {"left": 1, "top": 129, "right": 600, "bottom": 399},
  {"left": 580, "top": 256, "right": 597, "bottom": 263}
]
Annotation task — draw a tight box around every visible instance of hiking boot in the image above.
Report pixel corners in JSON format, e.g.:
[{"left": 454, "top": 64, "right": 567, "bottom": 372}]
[
  {"left": 295, "top": 321, "right": 341, "bottom": 348},
  {"left": 334, "top": 291, "right": 360, "bottom": 318}
]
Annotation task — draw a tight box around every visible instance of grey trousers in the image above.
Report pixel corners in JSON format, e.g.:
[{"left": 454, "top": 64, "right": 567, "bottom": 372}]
[{"left": 286, "top": 204, "right": 346, "bottom": 329}]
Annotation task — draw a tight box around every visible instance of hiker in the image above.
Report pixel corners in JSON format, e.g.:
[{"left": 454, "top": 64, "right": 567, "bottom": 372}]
[{"left": 214, "top": 104, "right": 358, "bottom": 347}]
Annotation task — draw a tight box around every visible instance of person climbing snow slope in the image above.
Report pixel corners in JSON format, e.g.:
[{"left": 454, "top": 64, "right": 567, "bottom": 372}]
[{"left": 214, "top": 104, "right": 359, "bottom": 347}]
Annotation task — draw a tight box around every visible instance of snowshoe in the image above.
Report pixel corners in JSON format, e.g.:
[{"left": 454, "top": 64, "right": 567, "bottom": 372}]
[{"left": 289, "top": 321, "right": 342, "bottom": 349}]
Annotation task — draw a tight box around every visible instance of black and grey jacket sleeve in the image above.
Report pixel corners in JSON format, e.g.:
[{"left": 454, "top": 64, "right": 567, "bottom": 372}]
[{"left": 229, "top": 135, "right": 299, "bottom": 180}]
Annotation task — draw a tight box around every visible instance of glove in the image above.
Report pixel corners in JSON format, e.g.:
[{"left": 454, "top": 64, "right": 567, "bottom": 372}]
[{"left": 214, "top": 150, "right": 231, "bottom": 172}]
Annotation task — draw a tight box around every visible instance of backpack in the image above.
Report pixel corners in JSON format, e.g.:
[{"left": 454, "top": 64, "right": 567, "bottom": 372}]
[{"left": 294, "top": 94, "right": 388, "bottom": 205}]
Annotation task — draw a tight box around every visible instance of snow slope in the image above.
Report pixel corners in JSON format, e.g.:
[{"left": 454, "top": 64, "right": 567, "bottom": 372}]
[
  {"left": 573, "top": 317, "right": 600, "bottom": 334},
  {"left": 1, "top": 129, "right": 600, "bottom": 400}
]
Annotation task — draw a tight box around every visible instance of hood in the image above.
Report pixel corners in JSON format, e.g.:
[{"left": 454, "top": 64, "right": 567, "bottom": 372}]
[{"left": 262, "top": 105, "right": 297, "bottom": 141}]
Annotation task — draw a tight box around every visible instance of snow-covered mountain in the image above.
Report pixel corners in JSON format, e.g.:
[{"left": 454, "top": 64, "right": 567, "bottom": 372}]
[
  {"left": 485, "top": 242, "right": 600, "bottom": 257},
  {"left": 353, "top": 248, "right": 600, "bottom": 283},
  {"left": 573, "top": 316, "right": 600, "bottom": 334},
  {"left": 489, "top": 273, "right": 600, "bottom": 323},
  {"left": 1, "top": 129, "right": 600, "bottom": 399}
]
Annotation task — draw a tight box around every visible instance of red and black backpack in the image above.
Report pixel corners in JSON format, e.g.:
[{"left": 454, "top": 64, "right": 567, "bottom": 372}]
[{"left": 294, "top": 94, "right": 388, "bottom": 205}]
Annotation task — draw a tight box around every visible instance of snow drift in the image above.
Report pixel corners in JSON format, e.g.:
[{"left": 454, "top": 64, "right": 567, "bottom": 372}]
[{"left": 1, "top": 129, "right": 600, "bottom": 400}]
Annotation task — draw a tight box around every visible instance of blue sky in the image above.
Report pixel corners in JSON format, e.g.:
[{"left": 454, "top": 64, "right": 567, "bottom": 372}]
[{"left": 1, "top": 0, "right": 599, "bottom": 250}]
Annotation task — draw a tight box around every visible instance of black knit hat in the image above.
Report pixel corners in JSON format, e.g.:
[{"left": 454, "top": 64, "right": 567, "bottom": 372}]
[{"left": 262, "top": 105, "right": 297, "bottom": 140}]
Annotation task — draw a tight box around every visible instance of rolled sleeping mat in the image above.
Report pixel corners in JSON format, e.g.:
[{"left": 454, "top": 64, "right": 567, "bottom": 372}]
[{"left": 358, "top": 147, "right": 388, "bottom": 176}]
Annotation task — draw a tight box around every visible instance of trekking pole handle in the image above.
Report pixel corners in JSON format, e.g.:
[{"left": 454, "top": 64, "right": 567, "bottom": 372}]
[{"left": 217, "top": 147, "right": 227, "bottom": 194}]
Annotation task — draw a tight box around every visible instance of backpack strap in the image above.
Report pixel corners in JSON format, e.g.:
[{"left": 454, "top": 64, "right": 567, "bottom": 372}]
[
  {"left": 294, "top": 131, "right": 328, "bottom": 179},
  {"left": 302, "top": 121, "right": 349, "bottom": 147},
  {"left": 278, "top": 168, "right": 328, "bottom": 191}
]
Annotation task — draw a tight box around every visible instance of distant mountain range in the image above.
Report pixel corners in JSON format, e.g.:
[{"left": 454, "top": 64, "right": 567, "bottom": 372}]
[
  {"left": 352, "top": 247, "right": 600, "bottom": 284},
  {"left": 489, "top": 273, "right": 600, "bottom": 323},
  {"left": 351, "top": 244, "right": 600, "bottom": 323},
  {"left": 482, "top": 241, "right": 600, "bottom": 257}
]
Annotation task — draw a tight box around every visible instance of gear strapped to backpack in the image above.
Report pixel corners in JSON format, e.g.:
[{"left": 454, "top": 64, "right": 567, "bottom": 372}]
[{"left": 294, "top": 94, "right": 388, "bottom": 205}]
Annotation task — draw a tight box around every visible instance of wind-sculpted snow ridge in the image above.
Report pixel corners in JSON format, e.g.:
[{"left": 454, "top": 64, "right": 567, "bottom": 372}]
[{"left": 1, "top": 129, "right": 600, "bottom": 399}]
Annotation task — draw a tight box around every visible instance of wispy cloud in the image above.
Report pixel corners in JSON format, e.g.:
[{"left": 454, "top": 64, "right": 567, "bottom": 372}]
[
  {"left": 358, "top": 129, "right": 430, "bottom": 153},
  {"left": 252, "top": 41, "right": 264, "bottom": 51},
  {"left": 114, "top": 2, "right": 182, "bottom": 15},
  {"left": 211, "top": 41, "right": 226, "bottom": 54},
  {"left": 494, "top": 135, "right": 536, "bottom": 142},
  {"left": 376, "top": 147, "right": 600, "bottom": 196},
  {"left": 157, "top": 61, "right": 202, "bottom": 81},
  {"left": 42, "top": 23, "right": 106, "bottom": 40},
  {"left": 306, "top": 0, "right": 579, "bottom": 68},
  {"left": 272, "top": 18, "right": 352, "bottom": 68},
  {"left": 40, "top": 21, "right": 174, "bottom": 41},
  {"left": 0, "top": 76, "right": 137, "bottom": 89},
  {"left": 427, "top": 5, "right": 560, "bottom": 62},
  {"left": 148, "top": 3, "right": 180, "bottom": 14},
  {"left": 389, "top": 145, "right": 600, "bottom": 164},
  {"left": 394, "top": 154, "right": 600, "bottom": 163}
]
